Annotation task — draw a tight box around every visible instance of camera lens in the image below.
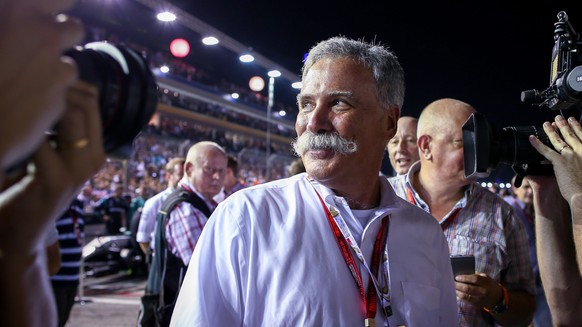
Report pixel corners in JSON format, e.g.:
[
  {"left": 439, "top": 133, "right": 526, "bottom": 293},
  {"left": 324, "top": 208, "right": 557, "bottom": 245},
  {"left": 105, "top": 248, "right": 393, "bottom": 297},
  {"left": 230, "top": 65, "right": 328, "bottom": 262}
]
[
  {"left": 64, "top": 42, "right": 158, "bottom": 159},
  {"left": 463, "top": 112, "right": 554, "bottom": 179},
  {"left": 499, "top": 126, "right": 550, "bottom": 165}
]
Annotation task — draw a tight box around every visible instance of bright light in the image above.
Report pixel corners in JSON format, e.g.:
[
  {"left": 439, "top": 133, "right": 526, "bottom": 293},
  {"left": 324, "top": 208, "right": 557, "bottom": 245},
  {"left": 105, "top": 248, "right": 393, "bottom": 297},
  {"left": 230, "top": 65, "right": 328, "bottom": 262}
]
[
  {"left": 202, "top": 36, "right": 219, "bottom": 45},
  {"left": 249, "top": 76, "right": 265, "bottom": 92},
  {"left": 505, "top": 183, "right": 512, "bottom": 188},
  {"left": 159, "top": 65, "right": 170, "bottom": 73},
  {"left": 291, "top": 81, "right": 302, "bottom": 89},
  {"left": 239, "top": 54, "right": 255, "bottom": 63},
  {"left": 278, "top": 110, "right": 286, "bottom": 117},
  {"left": 487, "top": 182, "right": 493, "bottom": 188},
  {"left": 170, "top": 38, "right": 190, "bottom": 58},
  {"left": 157, "top": 12, "right": 176, "bottom": 22},
  {"left": 231, "top": 93, "right": 240, "bottom": 99},
  {"left": 481, "top": 182, "right": 487, "bottom": 187},
  {"left": 268, "top": 70, "right": 281, "bottom": 78}
]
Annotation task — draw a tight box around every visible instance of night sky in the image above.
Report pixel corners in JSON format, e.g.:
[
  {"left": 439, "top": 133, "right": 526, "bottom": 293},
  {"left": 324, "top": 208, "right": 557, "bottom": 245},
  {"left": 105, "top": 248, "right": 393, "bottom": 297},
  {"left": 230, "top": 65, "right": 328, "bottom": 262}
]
[
  {"left": 71, "top": 1, "right": 581, "bottom": 181},
  {"left": 164, "top": 1, "right": 578, "bottom": 125},
  {"left": 162, "top": 1, "right": 581, "bottom": 181}
]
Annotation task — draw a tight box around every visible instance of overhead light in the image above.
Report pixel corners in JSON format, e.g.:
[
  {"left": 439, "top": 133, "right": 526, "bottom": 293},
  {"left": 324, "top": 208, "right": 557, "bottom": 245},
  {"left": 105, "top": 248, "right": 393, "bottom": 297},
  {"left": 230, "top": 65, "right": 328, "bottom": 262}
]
[
  {"left": 231, "top": 93, "right": 240, "bottom": 99},
  {"left": 267, "top": 70, "right": 281, "bottom": 78},
  {"left": 239, "top": 54, "right": 255, "bottom": 63},
  {"left": 249, "top": 76, "right": 265, "bottom": 92},
  {"left": 170, "top": 38, "right": 190, "bottom": 58},
  {"left": 291, "top": 81, "right": 302, "bottom": 89},
  {"left": 157, "top": 11, "right": 176, "bottom": 22},
  {"left": 159, "top": 65, "right": 170, "bottom": 73},
  {"left": 202, "top": 36, "right": 219, "bottom": 45}
]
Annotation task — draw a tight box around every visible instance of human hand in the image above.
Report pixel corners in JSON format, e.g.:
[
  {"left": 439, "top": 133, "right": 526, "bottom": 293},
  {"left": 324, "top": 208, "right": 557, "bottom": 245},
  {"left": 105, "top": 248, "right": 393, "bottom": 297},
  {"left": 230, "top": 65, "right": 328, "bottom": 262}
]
[
  {"left": 529, "top": 115, "right": 582, "bottom": 206},
  {"left": 0, "top": 0, "right": 84, "bottom": 172},
  {"left": 0, "top": 81, "right": 105, "bottom": 257},
  {"left": 454, "top": 273, "right": 502, "bottom": 309}
]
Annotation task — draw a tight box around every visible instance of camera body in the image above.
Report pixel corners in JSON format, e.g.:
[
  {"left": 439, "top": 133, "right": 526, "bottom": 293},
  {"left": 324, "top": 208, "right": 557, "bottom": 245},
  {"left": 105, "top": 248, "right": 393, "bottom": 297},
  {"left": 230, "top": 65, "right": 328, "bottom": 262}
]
[{"left": 463, "top": 11, "right": 582, "bottom": 181}]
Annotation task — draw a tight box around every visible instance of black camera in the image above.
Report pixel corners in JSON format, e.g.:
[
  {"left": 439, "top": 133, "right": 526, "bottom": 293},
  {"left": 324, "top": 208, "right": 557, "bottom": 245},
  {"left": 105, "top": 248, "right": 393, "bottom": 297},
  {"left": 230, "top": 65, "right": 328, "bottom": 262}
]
[
  {"left": 463, "top": 11, "right": 582, "bottom": 183},
  {"left": 64, "top": 42, "right": 158, "bottom": 159}
]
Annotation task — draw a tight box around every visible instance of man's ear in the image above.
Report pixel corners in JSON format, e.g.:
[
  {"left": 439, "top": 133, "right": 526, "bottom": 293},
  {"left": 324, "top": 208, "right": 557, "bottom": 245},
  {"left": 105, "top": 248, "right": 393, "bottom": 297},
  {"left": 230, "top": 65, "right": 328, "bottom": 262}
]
[
  {"left": 417, "top": 134, "right": 432, "bottom": 160},
  {"left": 184, "top": 161, "right": 194, "bottom": 177}
]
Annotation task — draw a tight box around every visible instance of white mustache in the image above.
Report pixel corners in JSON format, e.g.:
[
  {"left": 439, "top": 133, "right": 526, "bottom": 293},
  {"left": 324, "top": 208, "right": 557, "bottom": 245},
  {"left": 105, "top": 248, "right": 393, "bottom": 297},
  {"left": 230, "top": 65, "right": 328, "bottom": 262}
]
[{"left": 292, "top": 132, "right": 357, "bottom": 156}]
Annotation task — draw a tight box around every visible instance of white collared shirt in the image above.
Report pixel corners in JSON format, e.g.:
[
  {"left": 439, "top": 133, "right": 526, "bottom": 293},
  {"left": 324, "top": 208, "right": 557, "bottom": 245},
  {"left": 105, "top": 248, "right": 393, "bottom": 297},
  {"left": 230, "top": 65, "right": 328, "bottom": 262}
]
[{"left": 171, "top": 173, "right": 458, "bottom": 326}]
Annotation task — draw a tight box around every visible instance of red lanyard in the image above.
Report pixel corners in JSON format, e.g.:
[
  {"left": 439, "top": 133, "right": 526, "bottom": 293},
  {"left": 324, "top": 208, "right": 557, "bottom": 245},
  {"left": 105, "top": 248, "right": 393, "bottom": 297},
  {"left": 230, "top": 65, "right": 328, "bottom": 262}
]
[{"left": 313, "top": 188, "right": 388, "bottom": 320}]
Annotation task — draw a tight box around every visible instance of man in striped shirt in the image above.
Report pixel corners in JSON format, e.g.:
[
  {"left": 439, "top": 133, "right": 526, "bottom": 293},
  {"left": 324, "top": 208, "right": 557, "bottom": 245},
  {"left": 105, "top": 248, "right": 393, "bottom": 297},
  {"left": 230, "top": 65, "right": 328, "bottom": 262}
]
[
  {"left": 389, "top": 98, "right": 535, "bottom": 326},
  {"left": 50, "top": 199, "right": 85, "bottom": 327}
]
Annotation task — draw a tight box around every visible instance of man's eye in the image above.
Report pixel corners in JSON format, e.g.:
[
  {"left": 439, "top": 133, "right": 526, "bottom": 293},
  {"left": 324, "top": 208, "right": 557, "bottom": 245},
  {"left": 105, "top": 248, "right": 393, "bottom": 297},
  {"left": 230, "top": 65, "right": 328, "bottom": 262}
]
[
  {"left": 300, "top": 102, "right": 314, "bottom": 112},
  {"left": 332, "top": 99, "right": 346, "bottom": 106},
  {"left": 331, "top": 99, "right": 350, "bottom": 111}
]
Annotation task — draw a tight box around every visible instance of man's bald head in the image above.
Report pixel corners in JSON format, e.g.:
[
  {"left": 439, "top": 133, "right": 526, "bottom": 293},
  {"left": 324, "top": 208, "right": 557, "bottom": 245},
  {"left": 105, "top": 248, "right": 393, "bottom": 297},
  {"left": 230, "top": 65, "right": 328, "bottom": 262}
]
[{"left": 417, "top": 98, "right": 476, "bottom": 138}]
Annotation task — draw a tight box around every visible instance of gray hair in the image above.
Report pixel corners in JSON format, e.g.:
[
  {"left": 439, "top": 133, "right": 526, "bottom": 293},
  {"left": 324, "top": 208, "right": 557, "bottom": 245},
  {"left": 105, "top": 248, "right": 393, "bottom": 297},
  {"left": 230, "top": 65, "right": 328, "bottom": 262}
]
[{"left": 302, "top": 36, "right": 405, "bottom": 110}]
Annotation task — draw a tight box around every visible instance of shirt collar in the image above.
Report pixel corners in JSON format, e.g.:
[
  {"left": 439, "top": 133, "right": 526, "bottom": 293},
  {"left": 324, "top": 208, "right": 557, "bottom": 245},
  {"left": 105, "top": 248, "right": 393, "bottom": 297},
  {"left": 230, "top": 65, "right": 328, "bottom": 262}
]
[{"left": 308, "top": 175, "right": 403, "bottom": 218}]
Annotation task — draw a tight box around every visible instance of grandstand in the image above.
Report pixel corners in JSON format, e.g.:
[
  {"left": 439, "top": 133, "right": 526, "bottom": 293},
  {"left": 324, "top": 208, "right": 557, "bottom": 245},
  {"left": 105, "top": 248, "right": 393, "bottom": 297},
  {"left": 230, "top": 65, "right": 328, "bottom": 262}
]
[{"left": 69, "top": 0, "right": 302, "bottom": 197}]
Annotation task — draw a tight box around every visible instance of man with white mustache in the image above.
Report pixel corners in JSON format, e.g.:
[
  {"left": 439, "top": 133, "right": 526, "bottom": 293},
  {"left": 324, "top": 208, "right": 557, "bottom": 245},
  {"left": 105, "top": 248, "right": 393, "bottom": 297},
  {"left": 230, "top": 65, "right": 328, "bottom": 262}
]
[{"left": 171, "top": 36, "right": 458, "bottom": 326}]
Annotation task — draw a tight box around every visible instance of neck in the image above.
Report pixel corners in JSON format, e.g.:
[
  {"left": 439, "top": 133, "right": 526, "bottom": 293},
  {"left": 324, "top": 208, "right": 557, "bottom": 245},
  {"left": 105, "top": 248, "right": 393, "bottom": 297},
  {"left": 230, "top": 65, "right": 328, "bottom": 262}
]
[
  {"left": 415, "top": 170, "right": 465, "bottom": 219},
  {"left": 332, "top": 180, "right": 381, "bottom": 210}
]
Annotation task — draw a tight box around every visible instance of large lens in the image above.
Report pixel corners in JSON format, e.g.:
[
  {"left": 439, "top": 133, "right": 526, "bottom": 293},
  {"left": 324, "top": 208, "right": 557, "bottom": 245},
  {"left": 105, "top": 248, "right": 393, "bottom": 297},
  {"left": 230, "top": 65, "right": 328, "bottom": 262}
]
[
  {"left": 462, "top": 113, "right": 553, "bottom": 178},
  {"left": 64, "top": 42, "right": 158, "bottom": 159},
  {"left": 498, "top": 126, "right": 549, "bottom": 165}
]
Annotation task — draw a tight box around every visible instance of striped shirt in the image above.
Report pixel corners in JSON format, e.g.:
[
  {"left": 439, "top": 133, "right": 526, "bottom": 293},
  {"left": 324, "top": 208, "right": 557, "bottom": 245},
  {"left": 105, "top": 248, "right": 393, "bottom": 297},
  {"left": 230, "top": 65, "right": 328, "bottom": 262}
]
[
  {"left": 389, "top": 163, "right": 535, "bottom": 326},
  {"left": 51, "top": 199, "right": 85, "bottom": 286}
]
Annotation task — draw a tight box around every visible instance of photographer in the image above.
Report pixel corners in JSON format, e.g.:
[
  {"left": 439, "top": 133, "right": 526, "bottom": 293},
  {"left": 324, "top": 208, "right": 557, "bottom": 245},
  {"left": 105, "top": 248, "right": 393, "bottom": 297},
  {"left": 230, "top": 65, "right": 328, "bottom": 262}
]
[
  {"left": 528, "top": 115, "right": 582, "bottom": 324},
  {"left": 0, "top": 0, "right": 106, "bottom": 326}
]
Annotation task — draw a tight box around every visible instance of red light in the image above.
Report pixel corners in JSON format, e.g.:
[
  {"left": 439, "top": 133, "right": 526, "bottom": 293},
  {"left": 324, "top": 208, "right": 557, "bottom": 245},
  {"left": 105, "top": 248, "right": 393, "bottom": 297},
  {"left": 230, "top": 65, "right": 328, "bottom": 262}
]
[{"left": 170, "top": 38, "right": 190, "bottom": 58}]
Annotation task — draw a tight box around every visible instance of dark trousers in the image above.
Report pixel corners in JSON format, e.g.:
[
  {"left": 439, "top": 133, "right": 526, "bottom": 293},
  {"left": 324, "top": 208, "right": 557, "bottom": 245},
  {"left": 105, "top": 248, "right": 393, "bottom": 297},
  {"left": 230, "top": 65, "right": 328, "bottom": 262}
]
[{"left": 51, "top": 283, "right": 78, "bottom": 327}]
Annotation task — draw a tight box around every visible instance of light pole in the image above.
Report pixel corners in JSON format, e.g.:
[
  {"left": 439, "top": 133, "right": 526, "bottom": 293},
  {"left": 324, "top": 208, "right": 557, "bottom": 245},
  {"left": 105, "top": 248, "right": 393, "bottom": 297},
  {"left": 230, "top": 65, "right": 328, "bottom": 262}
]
[{"left": 265, "top": 70, "right": 280, "bottom": 181}]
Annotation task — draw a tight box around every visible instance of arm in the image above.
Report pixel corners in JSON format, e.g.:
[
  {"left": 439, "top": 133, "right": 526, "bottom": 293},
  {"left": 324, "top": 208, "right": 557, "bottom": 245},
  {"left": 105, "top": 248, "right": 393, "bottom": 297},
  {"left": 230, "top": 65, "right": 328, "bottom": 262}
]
[
  {"left": 528, "top": 115, "right": 582, "bottom": 323},
  {"left": 528, "top": 175, "right": 582, "bottom": 323},
  {"left": 137, "top": 195, "right": 159, "bottom": 254},
  {"left": 455, "top": 204, "right": 535, "bottom": 325},
  {"left": 166, "top": 203, "right": 207, "bottom": 266},
  {"left": 455, "top": 273, "right": 535, "bottom": 326},
  {"left": 0, "top": 81, "right": 105, "bottom": 327}
]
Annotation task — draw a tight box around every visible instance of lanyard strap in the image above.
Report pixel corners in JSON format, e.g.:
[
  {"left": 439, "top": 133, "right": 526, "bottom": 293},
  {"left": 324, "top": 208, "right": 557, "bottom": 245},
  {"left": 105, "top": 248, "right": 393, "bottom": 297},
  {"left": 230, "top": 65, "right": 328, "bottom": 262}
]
[{"left": 309, "top": 180, "right": 390, "bottom": 319}]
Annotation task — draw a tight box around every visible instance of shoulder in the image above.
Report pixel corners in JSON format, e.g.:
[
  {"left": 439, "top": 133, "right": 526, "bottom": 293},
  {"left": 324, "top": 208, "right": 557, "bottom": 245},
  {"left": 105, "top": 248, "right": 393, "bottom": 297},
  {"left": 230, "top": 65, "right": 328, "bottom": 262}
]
[{"left": 212, "top": 174, "right": 313, "bottom": 223}]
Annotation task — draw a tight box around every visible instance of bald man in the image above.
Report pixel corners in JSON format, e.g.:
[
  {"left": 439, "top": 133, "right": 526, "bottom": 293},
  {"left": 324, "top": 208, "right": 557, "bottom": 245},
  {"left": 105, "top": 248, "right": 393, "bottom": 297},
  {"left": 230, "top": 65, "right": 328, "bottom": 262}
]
[
  {"left": 387, "top": 116, "right": 419, "bottom": 175},
  {"left": 389, "top": 98, "right": 535, "bottom": 326},
  {"left": 152, "top": 141, "right": 227, "bottom": 326}
]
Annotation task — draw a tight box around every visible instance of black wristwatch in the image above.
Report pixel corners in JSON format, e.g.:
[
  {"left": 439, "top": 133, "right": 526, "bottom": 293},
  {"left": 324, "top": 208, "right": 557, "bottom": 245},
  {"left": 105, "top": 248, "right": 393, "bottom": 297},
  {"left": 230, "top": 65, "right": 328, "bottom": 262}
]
[{"left": 483, "top": 283, "right": 509, "bottom": 315}]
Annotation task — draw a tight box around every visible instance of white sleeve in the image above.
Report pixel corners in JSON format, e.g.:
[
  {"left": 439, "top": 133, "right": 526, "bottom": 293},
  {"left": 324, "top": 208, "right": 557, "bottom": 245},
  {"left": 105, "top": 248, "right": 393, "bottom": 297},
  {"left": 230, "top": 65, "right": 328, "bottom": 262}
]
[{"left": 171, "top": 202, "right": 244, "bottom": 326}]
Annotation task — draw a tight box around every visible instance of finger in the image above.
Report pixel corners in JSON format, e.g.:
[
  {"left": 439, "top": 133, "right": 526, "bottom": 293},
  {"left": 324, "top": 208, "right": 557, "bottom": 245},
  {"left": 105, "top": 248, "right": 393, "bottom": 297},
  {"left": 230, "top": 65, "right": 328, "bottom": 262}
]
[
  {"left": 529, "top": 134, "right": 559, "bottom": 163},
  {"left": 541, "top": 121, "right": 568, "bottom": 152},
  {"left": 62, "top": 81, "right": 105, "bottom": 173},
  {"left": 54, "top": 14, "right": 85, "bottom": 51},
  {"left": 31, "top": 140, "right": 76, "bottom": 206},
  {"left": 554, "top": 115, "right": 580, "bottom": 149},
  {"left": 567, "top": 116, "right": 582, "bottom": 144}
]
